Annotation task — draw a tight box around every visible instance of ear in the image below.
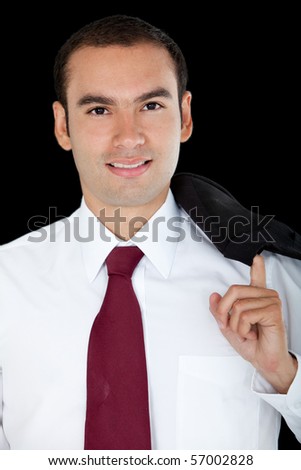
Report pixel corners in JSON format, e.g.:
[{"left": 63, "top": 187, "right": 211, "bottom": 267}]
[
  {"left": 180, "top": 91, "right": 193, "bottom": 143},
  {"left": 52, "top": 101, "right": 72, "bottom": 151}
]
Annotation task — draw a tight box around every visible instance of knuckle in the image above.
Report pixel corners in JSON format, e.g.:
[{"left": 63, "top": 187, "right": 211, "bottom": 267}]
[
  {"left": 269, "top": 297, "right": 282, "bottom": 311},
  {"left": 269, "top": 289, "right": 280, "bottom": 298},
  {"left": 271, "top": 299, "right": 282, "bottom": 315},
  {"left": 266, "top": 303, "right": 282, "bottom": 318},
  {"left": 229, "top": 284, "right": 240, "bottom": 295},
  {"left": 231, "top": 299, "right": 242, "bottom": 315},
  {"left": 240, "top": 311, "right": 250, "bottom": 323}
]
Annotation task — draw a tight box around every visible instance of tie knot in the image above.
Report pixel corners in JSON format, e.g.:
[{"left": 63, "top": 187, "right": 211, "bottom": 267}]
[{"left": 106, "top": 246, "right": 144, "bottom": 278}]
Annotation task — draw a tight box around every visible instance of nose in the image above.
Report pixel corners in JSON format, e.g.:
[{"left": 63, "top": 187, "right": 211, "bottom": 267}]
[{"left": 112, "top": 112, "right": 145, "bottom": 149}]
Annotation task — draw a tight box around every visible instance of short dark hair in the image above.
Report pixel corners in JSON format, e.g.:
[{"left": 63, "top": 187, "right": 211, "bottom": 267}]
[{"left": 53, "top": 15, "right": 188, "bottom": 110}]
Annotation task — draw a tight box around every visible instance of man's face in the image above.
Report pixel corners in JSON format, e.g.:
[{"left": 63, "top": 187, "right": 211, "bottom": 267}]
[{"left": 53, "top": 44, "right": 192, "bottom": 214}]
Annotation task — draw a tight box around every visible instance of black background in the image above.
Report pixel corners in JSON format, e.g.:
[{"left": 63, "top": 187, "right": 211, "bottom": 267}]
[{"left": 1, "top": 5, "right": 300, "bottom": 448}]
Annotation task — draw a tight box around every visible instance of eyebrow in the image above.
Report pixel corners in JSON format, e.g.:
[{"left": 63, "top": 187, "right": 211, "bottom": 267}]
[{"left": 76, "top": 87, "right": 173, "bottom": 107}]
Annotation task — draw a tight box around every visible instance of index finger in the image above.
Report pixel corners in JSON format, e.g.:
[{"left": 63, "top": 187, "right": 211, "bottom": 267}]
[{"left": 250, "top": 254, "right": 266, "bottom": 288}]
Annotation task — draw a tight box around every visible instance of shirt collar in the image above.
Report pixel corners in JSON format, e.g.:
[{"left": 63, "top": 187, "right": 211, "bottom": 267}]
[{"left": 78, "top": 190, "right": 181, "bottom": 282}]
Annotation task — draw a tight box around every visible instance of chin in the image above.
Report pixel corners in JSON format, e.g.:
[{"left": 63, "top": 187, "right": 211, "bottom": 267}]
[{"left": 108, "top": 188, "right": 165, "bottom": 209}]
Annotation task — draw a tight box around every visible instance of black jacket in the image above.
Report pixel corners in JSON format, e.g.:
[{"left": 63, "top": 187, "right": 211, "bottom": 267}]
[{"left": 171, "top": 173, "right": 301, "bottom": 266}]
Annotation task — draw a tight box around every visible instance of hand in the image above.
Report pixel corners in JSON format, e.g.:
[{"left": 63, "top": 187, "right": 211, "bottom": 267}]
[{"left": 209, "top": 255, "right": 297, "bottom": 393}]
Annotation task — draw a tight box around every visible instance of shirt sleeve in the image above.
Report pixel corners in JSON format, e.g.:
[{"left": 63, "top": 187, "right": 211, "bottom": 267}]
[
  {"left": 251, "top": 253, "right": 301, "bottom": 443},
  {"left": 0, "top": 369, "right": 10, "bottom": 449},
  {"left": 251, "top": 353, "right": 301, "bottom": 443}
]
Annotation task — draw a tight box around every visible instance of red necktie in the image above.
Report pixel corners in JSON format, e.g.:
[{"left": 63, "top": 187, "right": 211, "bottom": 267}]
[{"left": 84, "top": 246, "right": 151, "bottom": 449}]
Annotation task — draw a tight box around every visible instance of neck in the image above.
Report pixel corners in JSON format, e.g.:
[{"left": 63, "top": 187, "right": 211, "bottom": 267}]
[
  {"left": 98, "top": 206, "right": 155, "bottom": 241},
  {"left": 84, "top": 191, "right": 169, "bottom": 240}
]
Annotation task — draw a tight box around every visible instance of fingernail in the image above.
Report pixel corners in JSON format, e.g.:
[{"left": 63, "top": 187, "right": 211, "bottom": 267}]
[{"left": 217, "top": 320, "right": 224, "bottom": 329}]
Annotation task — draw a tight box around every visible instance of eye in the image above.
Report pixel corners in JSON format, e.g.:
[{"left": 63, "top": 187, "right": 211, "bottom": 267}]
[
  {"left": 142, "top": 102, "right": 162, "bottom": 111},
  {"left": 89, "top": 107, "right": 109, "bottom": 115}
]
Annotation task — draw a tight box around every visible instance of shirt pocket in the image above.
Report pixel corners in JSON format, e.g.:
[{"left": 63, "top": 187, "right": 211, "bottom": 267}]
[{"left": 176, "top": 355, "right": 260, "bottom": 449}]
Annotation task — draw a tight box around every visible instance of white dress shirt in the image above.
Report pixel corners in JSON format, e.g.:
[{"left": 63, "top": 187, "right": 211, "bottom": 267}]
[{"left": 0, "top": 191, "right": 300, "bottom": 450}]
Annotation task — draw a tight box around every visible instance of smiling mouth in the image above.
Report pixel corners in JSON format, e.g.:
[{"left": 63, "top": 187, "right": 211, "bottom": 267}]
[
  {"left": 106, "top": 159, "right": 152, "bottom": 177},
  {"left": 108, "top": 160, "right": 150, "bottom": 169}
]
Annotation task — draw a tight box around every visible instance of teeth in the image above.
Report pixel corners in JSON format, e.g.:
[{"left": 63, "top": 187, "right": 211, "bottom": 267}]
[{"left": 110, "top": 161, "right": 147, "bottom": 169}]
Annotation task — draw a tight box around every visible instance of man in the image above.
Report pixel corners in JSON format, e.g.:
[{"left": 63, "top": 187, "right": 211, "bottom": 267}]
[{"left": 0, "top": 15, "right": 300, "bottom": 450}]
